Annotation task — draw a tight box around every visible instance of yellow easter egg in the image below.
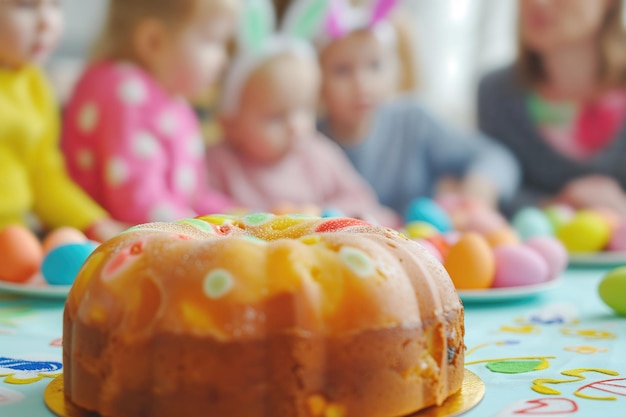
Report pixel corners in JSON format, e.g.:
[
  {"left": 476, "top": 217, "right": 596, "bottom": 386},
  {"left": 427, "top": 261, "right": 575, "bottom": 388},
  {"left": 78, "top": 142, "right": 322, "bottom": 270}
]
[
  {"left": 444, "top": 232, "right": 495, "bottom": 290},
  {"left": 557, "top": 210, "right": 611, "bottom": 253},
  {"left": 403, "top": 221, "right": 439, "bottom": 239}
]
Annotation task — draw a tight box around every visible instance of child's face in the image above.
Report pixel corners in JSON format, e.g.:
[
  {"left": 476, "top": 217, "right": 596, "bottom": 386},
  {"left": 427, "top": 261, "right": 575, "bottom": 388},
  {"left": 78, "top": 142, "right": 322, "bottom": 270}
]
[
  {"left": 519, "top": 0, "right": 611, "bottom": 53},
  {"left": 159, "top": 8, "right": 235, "bottom": 97},
  {"left": 0, "top": 0, "right": 63, "bottom": 68},
  {"left": 223, "top": 54, "right": 319, "bottom": 165},
  {"left": 319, "top": 30, "right": 395, "bottom": 133}
]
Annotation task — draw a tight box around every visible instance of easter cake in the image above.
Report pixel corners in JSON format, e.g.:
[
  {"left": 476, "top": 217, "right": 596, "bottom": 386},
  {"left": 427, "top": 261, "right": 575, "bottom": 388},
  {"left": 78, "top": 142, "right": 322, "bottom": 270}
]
[{"left": 63, "top": 213, "right": 465, "bottom": 417}]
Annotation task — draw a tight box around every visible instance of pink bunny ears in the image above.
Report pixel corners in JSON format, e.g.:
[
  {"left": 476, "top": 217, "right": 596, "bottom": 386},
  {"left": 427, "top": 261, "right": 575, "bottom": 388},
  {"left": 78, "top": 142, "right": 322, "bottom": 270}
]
[{"left": 325, "top": 0, "right": 399, "bottom": 41}]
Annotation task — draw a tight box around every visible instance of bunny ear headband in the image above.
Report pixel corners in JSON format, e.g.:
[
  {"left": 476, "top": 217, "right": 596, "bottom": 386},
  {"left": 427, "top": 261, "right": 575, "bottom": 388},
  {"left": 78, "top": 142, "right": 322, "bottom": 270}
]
[
  {"left": 220, "top": 0, "right": 330, "bottom": 115},
  {"left": 316, "top": 0, "right": 400, "bottom": 50}
]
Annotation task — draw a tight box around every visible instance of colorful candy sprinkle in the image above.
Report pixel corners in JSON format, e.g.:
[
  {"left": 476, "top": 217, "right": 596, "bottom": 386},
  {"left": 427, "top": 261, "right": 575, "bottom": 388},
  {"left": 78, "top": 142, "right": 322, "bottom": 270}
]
[
  {"left": 340, "top": 247, "right": 374, "bottom": 278},
  {"left": 203, "top": 269, "right": 234, "bottom": 299},
  {"left": 315, "top": 218, "right": 371, "bottom": 233},
  {"left": 243, "top": 213, "right": 274, "bottom": 226}
]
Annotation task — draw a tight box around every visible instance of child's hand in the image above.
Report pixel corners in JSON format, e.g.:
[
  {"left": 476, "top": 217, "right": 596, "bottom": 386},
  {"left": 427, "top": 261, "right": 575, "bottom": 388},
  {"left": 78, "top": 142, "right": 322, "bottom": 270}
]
[
  {"left": 460, "top": 174, "right": 498, "bottom": 208},
  {"left": 85, "top": 218, "right": 132, "bottom": 243},
  {"left": 436, "top": 174, "right": 498, "bottom": 208},
  {"left": 552, "top": 175, "right": 626, "bottom": 217}
]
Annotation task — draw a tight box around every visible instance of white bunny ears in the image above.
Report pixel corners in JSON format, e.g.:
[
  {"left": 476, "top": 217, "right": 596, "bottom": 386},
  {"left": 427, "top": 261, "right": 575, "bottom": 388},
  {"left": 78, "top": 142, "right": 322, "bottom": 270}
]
[{"left": 220, "top": 0, "right": 330, "bottom": 115}]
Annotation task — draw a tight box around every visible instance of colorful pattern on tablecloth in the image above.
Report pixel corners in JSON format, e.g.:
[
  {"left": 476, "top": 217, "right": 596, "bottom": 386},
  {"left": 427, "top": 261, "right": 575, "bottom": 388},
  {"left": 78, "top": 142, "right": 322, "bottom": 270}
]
[{"left": 0, "top": 268, "right": 625, "bottom": 416}]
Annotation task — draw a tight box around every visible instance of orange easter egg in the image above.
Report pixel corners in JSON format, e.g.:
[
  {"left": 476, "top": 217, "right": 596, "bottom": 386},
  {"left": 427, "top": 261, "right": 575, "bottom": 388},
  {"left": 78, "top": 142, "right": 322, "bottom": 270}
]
[
  {"left": 42, "top": 227, "right": 87, "bottom": 254},
  {"left": 444, "top": 232, "right": 495, "bottom": 290},
  {"left": 486, "top": 227, "right": 521, "bottom": 248},
  {"left": 0, "top": 225, "right": 43, "bottom": 283},
  {"left": 425, "top": 235, "right": 451, "bottom": 259}
]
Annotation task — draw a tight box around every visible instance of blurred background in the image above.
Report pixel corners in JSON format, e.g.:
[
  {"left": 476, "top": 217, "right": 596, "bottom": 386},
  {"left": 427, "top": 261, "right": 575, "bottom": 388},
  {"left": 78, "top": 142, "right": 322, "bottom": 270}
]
[{"left": 50, "top": 0, "right": 518, "bottom": 129}]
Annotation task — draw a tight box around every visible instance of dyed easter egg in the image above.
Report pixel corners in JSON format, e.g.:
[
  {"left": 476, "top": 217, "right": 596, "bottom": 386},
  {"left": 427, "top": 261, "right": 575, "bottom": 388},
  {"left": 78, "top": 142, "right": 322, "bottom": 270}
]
[
  {"left": 444, "top": 233, "right": 495, "bottom": 290},
  {"left": 416, "top": 239, "right": 443, "bottom": 263},
  {"left": 434, "top": 194, "right": 464, "bottom": 212},
  {"left": 590, "top": 207, "right": 621, "bottom": 232},
  {"left": 608, "top": 222, "right": 626, "bottom": 252},
  {"left": 0, "top": 225, "right": 43, "bottom": 283},
  {"left": 557, "top": 211, "right": 611, "bottom": 253},
  {"left": 42, "top": 227, "right": 87, "bottom": 254},
  {"left": 543, "top": 204, "right": 575, "bottom": 232},
  {"left": 486, "top": 227, "right": 521, "bottom": 248},
  {"left": 463, "top": 208, "right": 507, "bottom": 234},
  {"left": 403, "top": 221, "right": 439, "bottom": 239},
  {"left": 441, "top": 231, "right": 461, "bottom": 246},
  {"left": 598, "top": 267, "right": 626, "bottom": 315},
  {"left": 425, "top": 234, "right": 452, "bottom": 259},
  {"left": 42, "top": 242, "right": 99, "bottom": 286},
  {"left": 512, "top": 207, "right": 554, "bottom": 241},
  {"left": 321, "top": 208, "right": 345, "bottom": 218},
  {"left": 405, "top": 197, "right": 452, "bottom": 232},
  {"left": 525, "top": 236, "right": 568, "bottom": 280},
  {"left": 492, "top": 245, "right": 550, "bottom": 288}
]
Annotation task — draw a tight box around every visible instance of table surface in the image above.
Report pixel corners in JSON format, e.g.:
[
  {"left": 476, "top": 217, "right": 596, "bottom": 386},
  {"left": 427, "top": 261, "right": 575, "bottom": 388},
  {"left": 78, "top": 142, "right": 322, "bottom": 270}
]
[{"left": 1, "top": 266, "right": 624, "bottom": 417}]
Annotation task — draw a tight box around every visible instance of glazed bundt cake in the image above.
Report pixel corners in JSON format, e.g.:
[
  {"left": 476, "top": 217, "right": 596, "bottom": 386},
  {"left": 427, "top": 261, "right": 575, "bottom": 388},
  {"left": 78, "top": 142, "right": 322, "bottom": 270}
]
[{"left": 63, "top": 213, "right": 465, "bottom": 417}]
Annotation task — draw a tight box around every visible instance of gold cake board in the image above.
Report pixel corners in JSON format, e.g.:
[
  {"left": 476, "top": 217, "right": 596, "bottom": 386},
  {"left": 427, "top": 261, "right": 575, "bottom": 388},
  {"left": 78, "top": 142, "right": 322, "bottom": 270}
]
[{"left": 45, "top": 369, "right": 484, "bottom": 417}]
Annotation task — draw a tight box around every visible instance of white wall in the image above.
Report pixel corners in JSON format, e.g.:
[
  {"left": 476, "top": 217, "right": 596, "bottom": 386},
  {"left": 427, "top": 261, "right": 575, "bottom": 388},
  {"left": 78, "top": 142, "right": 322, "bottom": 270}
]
[{"left": 408, "top": 0, "right": 517, "bottom": 128}]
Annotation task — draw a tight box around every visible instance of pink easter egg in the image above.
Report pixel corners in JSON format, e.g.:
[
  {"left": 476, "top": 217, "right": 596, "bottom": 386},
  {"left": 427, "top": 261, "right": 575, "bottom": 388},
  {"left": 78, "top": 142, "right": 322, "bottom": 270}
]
[
  {"left": 463, "top": 209, "right": 508, "bottom": 234},
  {"left": 442, "top": 231, "right": 461, "bottom": 246},
  {"left": 493, "top": 245, "right": 550, "bottom": 288},
  {"left": 416, "top": 239, "right": 443, "bottom": 263},
  {"left": 434, "top": 194, "right": 463, "bottom": 213},
  {"left": 525, "top": 236, "right": 568, "bottom": 280},
  {"left": 608, "top": 222, "right": 626, "bottom": 252}
]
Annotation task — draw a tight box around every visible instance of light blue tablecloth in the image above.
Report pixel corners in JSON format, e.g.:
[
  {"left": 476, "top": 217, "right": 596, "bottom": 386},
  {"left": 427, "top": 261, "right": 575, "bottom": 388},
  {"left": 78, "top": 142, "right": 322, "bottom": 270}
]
[{"left": 1, "top": 267, "right": 624, "bottom": 417}]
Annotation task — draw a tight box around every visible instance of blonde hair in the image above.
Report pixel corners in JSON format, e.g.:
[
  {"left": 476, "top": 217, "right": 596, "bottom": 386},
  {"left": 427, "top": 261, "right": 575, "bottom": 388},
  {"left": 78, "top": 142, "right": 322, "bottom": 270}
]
[
  {"left": 517, "top": 0, "right": 626, "bottom": 88},
  {"left": 93, "top": 0, "right": 239, "bottom": 61}
]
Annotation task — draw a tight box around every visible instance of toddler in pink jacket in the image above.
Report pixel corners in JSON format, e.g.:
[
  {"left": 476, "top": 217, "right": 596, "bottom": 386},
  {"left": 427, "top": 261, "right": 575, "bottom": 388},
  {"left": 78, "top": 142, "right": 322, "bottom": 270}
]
[
  {"left": 208, "top": 0, "right": 399, "bottom": 227},
  {"left": 63, "top": 0, "right": 239, "bottom": 224}
]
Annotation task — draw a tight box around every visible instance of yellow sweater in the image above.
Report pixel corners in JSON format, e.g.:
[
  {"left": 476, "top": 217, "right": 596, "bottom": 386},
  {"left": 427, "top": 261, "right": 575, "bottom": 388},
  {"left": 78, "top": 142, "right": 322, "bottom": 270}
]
[{"left": 0, "top": 65, "right": 107, "bottom": 231}]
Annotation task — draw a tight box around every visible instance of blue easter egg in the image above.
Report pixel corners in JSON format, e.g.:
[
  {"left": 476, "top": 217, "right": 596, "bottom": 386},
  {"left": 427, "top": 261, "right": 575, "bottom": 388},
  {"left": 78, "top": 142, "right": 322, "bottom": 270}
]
[
  {"left": 405, "top": 197, "right": 452, "bottom": 232},
  {"left": 42, "top": 242, "right": 99, "bottom": 286},
  {"left": 512, "top": 207, "right": 554, "bottom": 241},
  {"left": 321, "top": 207, "right": 345, "bottom": 218}
]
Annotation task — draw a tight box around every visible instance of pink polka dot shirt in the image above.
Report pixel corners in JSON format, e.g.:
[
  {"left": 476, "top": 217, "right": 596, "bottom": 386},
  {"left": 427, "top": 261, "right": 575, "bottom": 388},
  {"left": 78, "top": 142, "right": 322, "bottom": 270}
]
[{"left": 63, "top": 61, "right": 235, "bottom": 224}]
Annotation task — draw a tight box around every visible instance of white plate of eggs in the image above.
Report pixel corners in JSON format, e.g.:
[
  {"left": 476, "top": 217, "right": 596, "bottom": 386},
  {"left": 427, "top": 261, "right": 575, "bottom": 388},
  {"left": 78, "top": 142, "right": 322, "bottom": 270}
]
[
  {"left": 513, "top": 206, "right": 626, "bottom": 268},
  {"left": 0, "top": 274, "right": 71, "bottom": 299},
  {"left": 0, "top": 226, "right": 98, "bottom": 299},
  {"left": 457, "top": 275, "right": 563, "bottom": 303},
  {"left": 568, "top": 251, "right": 626, "bottom": 267}
]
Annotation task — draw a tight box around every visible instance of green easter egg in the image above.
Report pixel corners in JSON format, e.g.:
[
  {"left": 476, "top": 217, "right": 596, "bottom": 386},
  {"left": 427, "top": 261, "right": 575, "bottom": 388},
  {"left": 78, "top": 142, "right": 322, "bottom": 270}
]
[
  {"left": 543, "top": 205, "right": 573, "bottom": 232},
  {"left": 599, "top": 267, "right": 626, "bottom": 316},
  {"left": 557, "top": 211, "right": 610, "bottom": 253}
]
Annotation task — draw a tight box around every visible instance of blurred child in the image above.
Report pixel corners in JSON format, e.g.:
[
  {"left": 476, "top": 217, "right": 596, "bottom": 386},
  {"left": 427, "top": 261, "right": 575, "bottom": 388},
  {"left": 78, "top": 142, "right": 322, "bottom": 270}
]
[
  {"left": 62, "top": 0, "right": 239, "bottom": 224},
  {"left": 207, "top": 0, "right": 400, "bottom": 227},
  {"left": 316, "top": 0, "right": 521, "bottom": 218},
  {"left": 0, "top": 0, "right": 126, "bottom": 241},
  {"left": 479, "top": 0, "right": 626, "bottom": 216}
]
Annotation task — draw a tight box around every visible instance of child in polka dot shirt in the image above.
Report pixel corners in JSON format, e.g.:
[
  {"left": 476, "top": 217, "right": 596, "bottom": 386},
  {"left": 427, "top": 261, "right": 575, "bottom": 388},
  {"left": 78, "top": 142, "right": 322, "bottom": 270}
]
[
  {"left": 0, "top": 0, "right": 126, "bottom": 241},
  {"left": 63, "top": 0, "right": 240, "bottom": 224}
]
